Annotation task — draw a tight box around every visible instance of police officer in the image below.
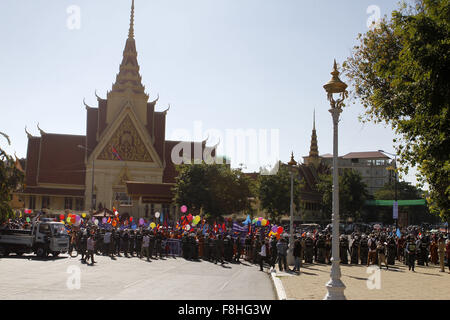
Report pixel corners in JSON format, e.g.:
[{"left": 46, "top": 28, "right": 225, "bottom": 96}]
[
  {"left": 204, "top": 234, "right": 210, "bottom": 261},
  {"left": 148, "top": 231, "right": 155, "bottom": 259},
  {"left": 122, "top": 229, "right": 130, "bottom": 257},
  {"left": 114, "top": 229, "right": 121, "bottom": 257},
  {"left": 234, "top": 235, "right": 242, "bottom": 263},
  {"left": 155, "top": 231, "right": 163, "bottom": 259},
  {"left": 224, "top": 235, "right": 233, "bottom": 262},
  {"left": 135, "top": 230, "right": 143, "bottom": 258},
  {"left": 418, "top": 235, "right": 429, "bottom": 266},
  {"left": 209, "top": 234, "right": 216, "bottom": 262},
  {"left": 181, "top": 232, "right": 189, "bottom": 259},
  {"left": 80, "top": 228, "right": 88, "bottom": 263},
  {"left": 325, "top": 234, "right": 332, "bottom": 264},
  {"left": 359, "top": 234, "right": 369, "bottom": 265},
  {"left": 339, "top": 235, "right": 350, "bottom": 264},
  {"left": 316, "top": 234, "right": 326, "bottom": 264},
  {"left": 406, "top": 237, "right": 417, "bottom": 271},
  {"left": 269, "top": 236, "right": 278, "bottom": 269},
  {"left": 304, "top": 233, "right": 314, "bottom": 264},
  {"left": 350, "top": 235, "right": 360, "bottom": 264},
  {"left": 129, "top": 229, "right": 136, "bottom": 257},
  {"left": 215, "top": 234, "right": 224, "bottom": 264},
  {"left": 387, "top": 236, "right": 396, "bottom": 265}
]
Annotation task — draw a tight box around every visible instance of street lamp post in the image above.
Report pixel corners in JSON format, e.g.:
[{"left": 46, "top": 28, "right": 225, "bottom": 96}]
[
  {"left": 287, "top": 152, "right": 297, "bottom": 266},
  {"left": 379, "top": 150, "right": 398, "bottom": 228},
  {"left": 78, "top": 145, "right": 95, "bottom": 212},
  {"left": 323, "top": 60, "right": 348, "bottom": 300}
]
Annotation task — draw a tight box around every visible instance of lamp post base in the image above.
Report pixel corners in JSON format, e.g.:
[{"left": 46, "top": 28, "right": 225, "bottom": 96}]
[{"left": 323, "top": 261, "right": 346, "bottom": 300}]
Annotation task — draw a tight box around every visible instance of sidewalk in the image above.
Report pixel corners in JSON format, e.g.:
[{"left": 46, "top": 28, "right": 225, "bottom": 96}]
[{"left": 276, "top": 262, "right": 450, "bottom": 300}]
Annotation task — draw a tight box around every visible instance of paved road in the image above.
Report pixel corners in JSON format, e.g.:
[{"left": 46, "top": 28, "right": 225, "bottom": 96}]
[{"left": 0, "top": 254, "right": 275, "bottom": 300}]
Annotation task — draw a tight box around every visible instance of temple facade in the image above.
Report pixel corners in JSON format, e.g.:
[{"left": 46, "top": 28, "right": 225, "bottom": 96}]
[{"left": 21, "top": 1, "right": 212, "bottom": 221}]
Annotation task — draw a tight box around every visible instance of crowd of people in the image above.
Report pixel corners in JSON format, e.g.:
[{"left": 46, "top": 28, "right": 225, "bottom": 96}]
[
  {"left": 64, "top": 224, "right": 450, "bottom": 274},
  {"left": 2, "top": 216, "right": 450, "bottom": 274}
]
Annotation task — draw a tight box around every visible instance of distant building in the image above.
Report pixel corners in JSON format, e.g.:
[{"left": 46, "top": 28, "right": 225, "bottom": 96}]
[{"left": 319, "top": 151, "right": 396, "bottom": 195}]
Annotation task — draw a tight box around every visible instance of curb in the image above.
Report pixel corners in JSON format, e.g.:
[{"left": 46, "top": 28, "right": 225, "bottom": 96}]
[{"left": 270, "top": 270, "right": 287, "bottom": 300}]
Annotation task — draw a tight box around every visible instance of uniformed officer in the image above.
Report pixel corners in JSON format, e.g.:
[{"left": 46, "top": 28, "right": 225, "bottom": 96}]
[
  {"left": 350, "top": 235, "right": 360, "bottom": 264},
  {"left": 387, "top": 236, "right": 396, "bottom": 265},
  {"left": 316, "top": 234, "right": 326, "bottom": 264},
  {"left": 181, "top": 232, "right": 189, "bottom": 259},
  {"left": 234, "top": 235, "right": 242, "bottom": 263},
  {"left": 406, "top": 237, "right": 417, "bottom": 271},
  {"left": 135, "top": 230, "right": 143, "bottom": 258},
  {"left": 339, "top": 235, "right": 350, "bottom": 264},
  {"left": 148, "top": 231, "right": 155, "bottom": 259},
  {"left": 304, "top": 233, "right": 314, "bottom": 263},
  {"left": 215, "top": 234, "right": 224, "bottom": 264},
  {"left": 269, "top": 236, "right": 278, "bottom": 268}
]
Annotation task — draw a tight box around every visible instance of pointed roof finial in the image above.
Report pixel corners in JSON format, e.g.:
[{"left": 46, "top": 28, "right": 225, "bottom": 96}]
[
  {"left": 313, "top": 109, "right": 316, "bottom": 130},
  {"left": 288, "top": 151, "right": 297, "bottom": 166},
  {"left": 333, "top": 59, "right": 337, "bottom": 71},
  {"left": 128, "top": 0, "right": 135, "bottom": 39}
]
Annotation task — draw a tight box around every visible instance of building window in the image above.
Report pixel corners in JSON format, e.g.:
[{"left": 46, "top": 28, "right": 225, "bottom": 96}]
[
  {"left": 41, "top": 196, "right": 50, "bottom": 209},
  {"left": 29, "top": 196, "right": 36, "bottom": 210},
  {"left": 64, "top": 197, "right": 73, "bottom": 210},
  {"left": 114, "top": 192, "right": 132, "bottom": 206},
  {"left": 75, "top": 198, "right": 84, "bottom": 211}
]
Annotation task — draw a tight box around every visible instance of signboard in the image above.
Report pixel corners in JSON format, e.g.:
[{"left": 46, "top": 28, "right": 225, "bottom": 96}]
[{"left": 393, "top": 201, "right": 398, "bottom": 219}]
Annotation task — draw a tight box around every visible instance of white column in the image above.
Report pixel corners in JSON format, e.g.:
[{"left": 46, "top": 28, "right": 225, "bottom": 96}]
[{"left": 324, "top": 108, "right": 346, "bottom": 300}]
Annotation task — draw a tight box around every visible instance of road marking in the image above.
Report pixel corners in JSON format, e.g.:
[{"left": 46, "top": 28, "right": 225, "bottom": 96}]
[
  {"left": 123, "top": 279, "right": 141, "bottom": 289},
  {"left": 219, "top": 268, "right": 241, "bottom": 291}
]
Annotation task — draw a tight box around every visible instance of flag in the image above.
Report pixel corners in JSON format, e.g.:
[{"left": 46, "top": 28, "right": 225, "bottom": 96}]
[
  {"left": 232, "top": 222, "right": 247, "bottom": 233},
  {"left": 222, "top": 223, "right": 226, "bottom": 232},
  {"left": 111, "top": 145, "right": 122, "bottom": 161}
]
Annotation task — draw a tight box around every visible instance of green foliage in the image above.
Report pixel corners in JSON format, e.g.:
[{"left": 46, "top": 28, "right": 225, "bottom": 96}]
[
  {"left": 173, "top": 163, "right": 256, "bottom": 221},
  {"left": 258, "top": 164, "right": 303, "bottom": 224},
  {"left": 317, "top": 169, "right": 369, "bottom": 222},
  {"left": 0, "top": 132, "right": 24, "bottom": 223},
  {"left": 343, "top": 0, "right": 450, "bottom": 221}
]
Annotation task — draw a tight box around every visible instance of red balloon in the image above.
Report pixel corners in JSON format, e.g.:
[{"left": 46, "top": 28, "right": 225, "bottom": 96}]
[
  {"left": 130, "top": 217, "right": 133, "bottom": 222},
  {"left": 59, "top": 214, "right": 65, "bottom": 220},
  {"left": 277, "top": 226, "right": 283, "bottom": 234}
]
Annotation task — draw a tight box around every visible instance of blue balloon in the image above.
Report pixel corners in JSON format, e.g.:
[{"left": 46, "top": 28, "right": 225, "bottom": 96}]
[
  {"left": 256, "top": 220, "right": 261, "bottom": 227},
  {"left": 132, "top": 224, "right": 137, "bottom": 230}
]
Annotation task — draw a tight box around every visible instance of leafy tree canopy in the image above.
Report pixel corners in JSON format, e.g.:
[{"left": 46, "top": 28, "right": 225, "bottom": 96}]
[{"left": 343, "top": 0, "right": 450, "bottom": 221}]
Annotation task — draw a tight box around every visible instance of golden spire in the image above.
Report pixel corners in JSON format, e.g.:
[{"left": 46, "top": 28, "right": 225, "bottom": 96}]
[
  {"left": 288, "top": 152, "right": 297, "bottom": 166},
  {"left": 128, "top": 0, "right": 135, "bottom": 39}
]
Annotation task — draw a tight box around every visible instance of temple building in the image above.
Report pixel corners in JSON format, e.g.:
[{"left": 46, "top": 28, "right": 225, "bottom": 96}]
[{"left": 21, "top": 1, "right": 213, "bottom": 220}]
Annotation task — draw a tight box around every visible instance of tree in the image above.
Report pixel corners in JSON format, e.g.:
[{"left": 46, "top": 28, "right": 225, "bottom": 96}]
[
  {"left": 343, "top": 0, "right": 450, "bottom": 221},
  {"left": 258, "top": 164, "right": 303, "bottom": 224},
  {"left": 0, "top": 132, "right": 24, "bottom": 223},
  {"left": 173, "top": 163, "right": 256, "bottom": 221},
  {"left": 317, "top": 169, "right": 369, "bottom": 222},
  {"left": 374, "top": 181, "right": 435, "bottom": 225}
]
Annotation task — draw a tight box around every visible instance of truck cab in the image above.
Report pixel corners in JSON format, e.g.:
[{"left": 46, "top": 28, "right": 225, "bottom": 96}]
[{"left": 0, "top": 220, "right": 69, "bottom": 258}]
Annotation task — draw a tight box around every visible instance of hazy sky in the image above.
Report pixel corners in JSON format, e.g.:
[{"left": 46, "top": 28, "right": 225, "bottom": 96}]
[{"left": 0, "top": 0, "right": 419, "bottom": 184}]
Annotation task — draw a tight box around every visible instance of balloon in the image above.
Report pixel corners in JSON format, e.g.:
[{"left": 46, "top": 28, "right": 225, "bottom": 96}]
[
  {"left": 75, "top": 215, "right": 81, "bottom": 222},
  {"left": 186, "top": 225, "right": 191, "bottom": 231},
  {"left": 26, "top": 217, "right": 30, "bottom": 223},
  {"left": 180, "top": 205, "right": 187, "bottom": 213},
  {"left": 112, "top": 220, "right": 117, "bottom": 227},
  {"left": 150, "top": 222, "right": 156, "bottom": 229},
  {"left": 67, "top": 217, "right": 71, "bottom": 223},
  {"left": 155, "top": 212, "right": 160, "bottom": 218},
  {"left": 82, "top": 213, "right": 86, "bottom": 218},
  {"left": 272, "top": 226, "right": 278, "bottom": 233},
  {"left": 74, "top": 219, "right": 81, "bottom": 227},
  {"left": 132, "top": 224, "right": 137, "bottom": 230},
  {"left": 102, "top": 217, "right": 107, "bottom": 224},
  {"left": 59, "top": 214, "right": 65, "bottom": 220},
  {"left": 262, "top": 219, "right": 267, "bottom": 226},
  {"left": 277, "top": 226, "right": 283, "bottom": 234},
  {"left": 256, "top": 220, "right": 261, "bottom": 227},
  {"left": 139, "top": 218, "right": 144, "bottom": 225},
  {"left": 94, "top": 219, "right": 99, "bottom": 226},
  {"left": 115, "top": 211, "right": 119, "bottom": 216},
  {"left": 187, "top": 214, "right": 193, "bottom": 222},
  {"left": 130, "top": 217, "right": 133, "bottom": 222},
  {"left": 61, "top": 220, "right": 65, "bottom": 225}
]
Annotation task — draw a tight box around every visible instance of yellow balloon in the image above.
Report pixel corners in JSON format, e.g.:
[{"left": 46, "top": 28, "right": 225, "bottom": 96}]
[
  {"left": 61, "top": 221, "right": 65, "bottom": 224},
  {"left": 82, "top": 213, "right": 86, "bottom": 218},
  {"left": 150, "top": 222, "right": 156, "bottom": 229}
]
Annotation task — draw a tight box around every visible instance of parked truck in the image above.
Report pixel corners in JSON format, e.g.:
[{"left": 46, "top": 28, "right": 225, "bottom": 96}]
[{"left": 0, "top": 219, "right": 69, "bottom": 258}]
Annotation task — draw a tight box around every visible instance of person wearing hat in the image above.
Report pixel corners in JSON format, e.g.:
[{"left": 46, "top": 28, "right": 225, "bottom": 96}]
[
  {"left": 339, "top": 235, "right": 350, "bottom": 264},
  {"left": 437, "top": 234, "right": 446, "bottom": 272},
  {"left": 350, "top": 234, "right": 360, "bottom": 265},
  {"left": 406, "top": 236, "right": 417, "bottom": 271}
]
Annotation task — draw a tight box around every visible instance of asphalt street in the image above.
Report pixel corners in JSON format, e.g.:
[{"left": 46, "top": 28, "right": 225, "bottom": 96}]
[{"left": 0, "top": 254, "right": 275, "bottom": 300}]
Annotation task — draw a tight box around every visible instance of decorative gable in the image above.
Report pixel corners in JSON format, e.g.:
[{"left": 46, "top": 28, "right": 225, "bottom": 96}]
[{"left": 97, "top": 114, "right": 153, "bottom": 162}]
